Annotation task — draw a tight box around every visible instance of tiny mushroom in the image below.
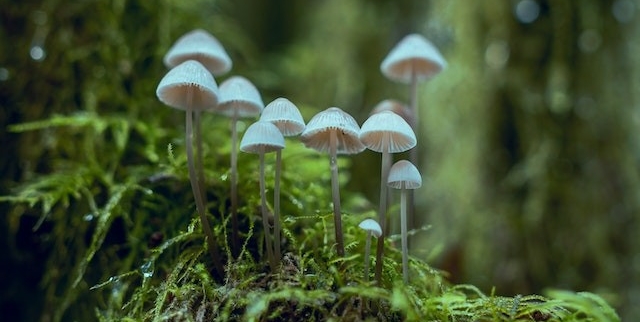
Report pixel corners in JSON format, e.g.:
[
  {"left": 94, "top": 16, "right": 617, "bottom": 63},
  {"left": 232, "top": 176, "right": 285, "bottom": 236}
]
[
  {"left": 162, "top": 29, "right": 233, "bottom": 211},
  {"left": 300, "top": 107, "right": 365, "bottom": 257},
  {"left": 370, "top": 99, "right": 414, "bottom": 127},
  {"left": 156, "top": 60, "right": 223, "bottom": 274},
  {"left": 163, "top": 29, "right": 233, "bottom": 75},
  {"left": 380, "top": 33, "right": 446, "bottom": 164},
  {"left": 259, "top": 97, "right": 306, "bottom": 261},
  {"left": 358, "top": 218, "right": 382, "bottom": 282},
  {"left": 240, "top": 120, "right": 285, "bottom": 271},
  {"left": 387, "top": 160, "right": 422, "bottom": 284},
  {"left": 359, "top": 110, "right": 416, "bottom": 284},
  {"left": 213, "top": 76, "right": 264, "bottom": 254}
]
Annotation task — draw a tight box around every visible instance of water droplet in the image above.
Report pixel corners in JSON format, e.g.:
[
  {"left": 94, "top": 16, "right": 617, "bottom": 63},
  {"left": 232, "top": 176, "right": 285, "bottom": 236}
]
[
  {"left": 612, "top": 0, "right": 635, "bottom": 23},
  {"left": 514, "top": 0, "right": 540, "bottom": 24},
  {"left": 485, "top": 40, "right": 510, "bottom": 69},
  {"left": 578, "top": 29, "right": 601, "bottom": 53},
  {"left": 0, "top": 68, "right": 9, "bottom": 81},
  {"left": 30, "top": 45, "right": 46, "bottom": 61},
  {"left": 83, "top": 213, "right": 95, "bottom": 221},
  {"left": 140, "top": 260, "right": 154, "bottom": 279}
]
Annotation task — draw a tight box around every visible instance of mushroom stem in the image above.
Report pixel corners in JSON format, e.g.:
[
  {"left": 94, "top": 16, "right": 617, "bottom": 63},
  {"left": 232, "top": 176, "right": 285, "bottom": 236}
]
[
  {"left": 273, "top": 149, "right": 282, "bottom": 262},
  {"left": 195, "top": 111, "right": 207, "bottom": 203},
  {"left": 363, "top": 231, "right": 372, "bottom": 282},
  {"left": 374, "top": 149, "right": 392, "bottom": 284},
  {"left": 400, "top": 186, "right": 409, "bottom": 283},
  {"left": 230, "top": 113, "right": 240, "bottom": 255},
  {"left": 408, "top": 67, "right": 418, "bottom": 241},
  {"left": 259, "top": 150, "right": 276, "bottom": 271},
  {"left": 329, "top": 130, "right": 345, "bottom": 257},
  {"left": 186, "top": 107, "right": 223, "bottom": 275}
]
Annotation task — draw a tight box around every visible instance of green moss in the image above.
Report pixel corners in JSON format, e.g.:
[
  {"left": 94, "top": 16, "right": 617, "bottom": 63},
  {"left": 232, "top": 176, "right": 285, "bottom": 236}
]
[{"left": 2, "top": 109, "right": 619, "bottom": 321}]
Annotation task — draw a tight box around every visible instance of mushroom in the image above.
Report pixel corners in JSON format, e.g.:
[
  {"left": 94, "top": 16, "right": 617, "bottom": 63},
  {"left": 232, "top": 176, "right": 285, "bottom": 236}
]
[
  {"left": 380, "top": 33, "right": 446, "bottom": 164},
  {"left": 156, "top": 60, "right": 223, "bottom": 273},
  {"left": 370, "top": 99, "right": 414, "bottom": 127},
  {"left": 162, "top": 29, "right": 233, "bottom": 214},
  {"left": 359, "top": 110, "right": 416, "bottom": 284},
  {"left": 358, "top": 218, "right": 382, "bottom": 282},
  {"left": 259, "top": 97, "right": 306, "bottom": 261},
  {"left": 239, "top": 120, "right": 285, "bottom": 271},
  {"left": 387, "top": 160, "right": 422, "bottom": 283},
  {"left": 300, "top": 107, "right": 365, "bottom": 257},
  {"left": 163, "top": 29, "right": 232, "bottom": 75},
  {"left": 213, "top": 76, "right": 264, "bottom": 254}
]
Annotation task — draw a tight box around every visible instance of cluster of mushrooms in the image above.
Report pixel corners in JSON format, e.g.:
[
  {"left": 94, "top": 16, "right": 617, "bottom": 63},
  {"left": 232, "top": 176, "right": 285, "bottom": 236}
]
[{"left": 155, "top": 29, "right": 446, "bottom": 285}]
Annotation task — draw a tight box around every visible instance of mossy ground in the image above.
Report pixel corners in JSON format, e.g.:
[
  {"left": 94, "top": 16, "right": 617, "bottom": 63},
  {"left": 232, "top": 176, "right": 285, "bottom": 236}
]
[{"left": 2, "top": 111, "right": 619, "bottom": 321}]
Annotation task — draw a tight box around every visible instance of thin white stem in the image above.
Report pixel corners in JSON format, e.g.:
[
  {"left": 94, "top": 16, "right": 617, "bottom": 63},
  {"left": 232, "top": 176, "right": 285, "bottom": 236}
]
[
  {"left": 374, "top": 149, "right": 392, "bottom": 284},
  {"left": 186, "top": 105, "right": 223, "bottom": 274},
  {"left": 364, "top": 232, "right": 372, "bottom": 282},
  {"left": 230, "top": 113, "right": 239, "bottom": 255},
  {"left": 195, "top": 111, "right": 206, "bottom": 204},
  {"left": 401, "top": 187, "right": 409, "bottom": 284},
  {"left": 260, "top": 151, "right": 276, "bottom": 271},
  {"left": 329, "top": 130, "right": 345, "bottom": 257},
  {"left": 273, "top": 149, "right": 282, "bottom": 262}
]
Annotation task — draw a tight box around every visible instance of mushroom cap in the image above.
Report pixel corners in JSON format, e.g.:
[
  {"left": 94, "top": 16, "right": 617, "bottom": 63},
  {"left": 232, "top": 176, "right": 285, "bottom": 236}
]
[
  {"left": 359, "top": 111, "right": 416, "bottom": 153},
  {"left": 156, "top": 60, "right": 219, "bottom": 111},
  {"left": 213, "top": 76, "right": 264, "bottom": 118},
  {"left": 163, "top": 29, "right": 232, "bottom": 76},
  {"left": 370, "top": 99, "right": 414, "bottom": 127},
  {"left": 240, "top": 121, "right": 285, "bottom": 154},
  {"left": 300, "top": 107, "right": 365, "bottom": 155},
  {"left": 260, "top": 97, "right": 306, "bottom": 136},
  {"left": 387, "top": 160, "right": 422, "bottom": 190},
  {"left": 380, "top": 33, "right": 447, "bottom": 84},
  {"left": 358, "top": 218, "right": 382, "bottom": 238}
]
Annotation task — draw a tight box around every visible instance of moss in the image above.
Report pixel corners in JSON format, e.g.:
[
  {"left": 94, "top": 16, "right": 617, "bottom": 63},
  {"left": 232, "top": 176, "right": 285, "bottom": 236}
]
[{"left": 2, "top": 107, "right": 620, "bottom": 321}]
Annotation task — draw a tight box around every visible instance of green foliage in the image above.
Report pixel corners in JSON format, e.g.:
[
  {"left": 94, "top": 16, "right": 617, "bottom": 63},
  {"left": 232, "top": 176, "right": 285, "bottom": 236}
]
[{"left": 1, "top": 0, "right": 626, "bottom": 321}]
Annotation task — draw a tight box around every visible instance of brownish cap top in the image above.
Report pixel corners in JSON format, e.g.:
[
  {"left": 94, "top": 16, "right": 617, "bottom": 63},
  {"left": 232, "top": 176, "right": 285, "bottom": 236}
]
[
  {"left": 387, "top": 160, "right": 422, "bottom": 190},
  {"left": 380, "top": 33, "right": 446, "bottom": 84},
  {"left": 163, "top": 29, "right": 232, "bottom": 76},
  {"left": 156, "top": 60, "right": 219, "bottom": 111},
  {"left": 240, "top": 121, "right": 285, "bottom": 154},
  {"left": 359, "top": 111, "right": 416, "bottom": 153},
  {"left": 300, "top": 107, "right": 365, "bottom": 155},
  {"left": 213, "top": 76, "right": 264, "bottom": 118},
  {"left": 260, "top": 97, "right": 306, "bottom": 137}
]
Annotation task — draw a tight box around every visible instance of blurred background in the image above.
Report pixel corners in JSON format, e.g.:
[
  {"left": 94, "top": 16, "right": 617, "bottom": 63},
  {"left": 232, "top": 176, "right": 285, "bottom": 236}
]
[{"left": 1, "top": 0, "right": 639, "bottom": 320}]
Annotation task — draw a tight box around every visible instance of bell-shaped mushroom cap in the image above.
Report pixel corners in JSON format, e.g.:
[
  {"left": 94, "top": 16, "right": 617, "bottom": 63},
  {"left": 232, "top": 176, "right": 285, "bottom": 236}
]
[
  {"left": 370, "top": 99, "right": 414, "bottom": 126},
  {"left": 240, "top": 121, "right": 285, "bottom": 154},
  {"left": 260, "top": 98, "right": 306, "bottom": 137},
  {"left": 156, "top": 60, "right": 219, "bottom": 111},
  {"left": 380, "top": 33, "right": 447, "bottom": 84},
  {"left": 359, "top": 111, "right": 416, "bottom": 153},
  {"left": 358, "top": 218, "right": 382, "bottom": 238},
  {"left": 163, "top": 29, "right": 232, "bottom": 76},
  {"left": 213, "top": 76, "right": 264, "bottom": 118},
  {"left": 300, "top": 107, "right": 365, "bottom": 155},
  {"left": 387, "top": 160, "right": 422, "bottom": 190}
]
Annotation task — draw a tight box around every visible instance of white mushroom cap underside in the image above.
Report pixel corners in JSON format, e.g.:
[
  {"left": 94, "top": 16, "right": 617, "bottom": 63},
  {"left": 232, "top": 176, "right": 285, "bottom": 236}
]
[
  {"left": 163, "top": 29, "right": 232, "bottom": 76},
  {"left": 156, "top": 60, "right": 219, "bottom": 111},
  {"left": 240, "top": 121, "right": 285, "bottom": 154},
  {"left": 387, "top": 160, "right": 422, "bottom": 189},
  {"left": 381, "top": 33, "right": 447, "bottom": 84},
  {"left": 359, "top": 111, "right": 416, "bottom": 153},
  {"left": 300, "top": 107, "right": 365, "bottom": 155},
  {"left": 260, "top": 97, "right": 306, "bottom": 136},
  {"left": 214, "top": 76, "right": 264, "bottom": 118}
]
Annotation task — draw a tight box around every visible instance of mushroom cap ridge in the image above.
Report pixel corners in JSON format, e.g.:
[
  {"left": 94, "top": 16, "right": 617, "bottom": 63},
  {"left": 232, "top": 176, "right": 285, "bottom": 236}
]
[
  {"left": 301, "top": 107, "right": 365, "bottom": 155},
  {"left": 156, "top": 60, "right": 219, "bottom": 111}
]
